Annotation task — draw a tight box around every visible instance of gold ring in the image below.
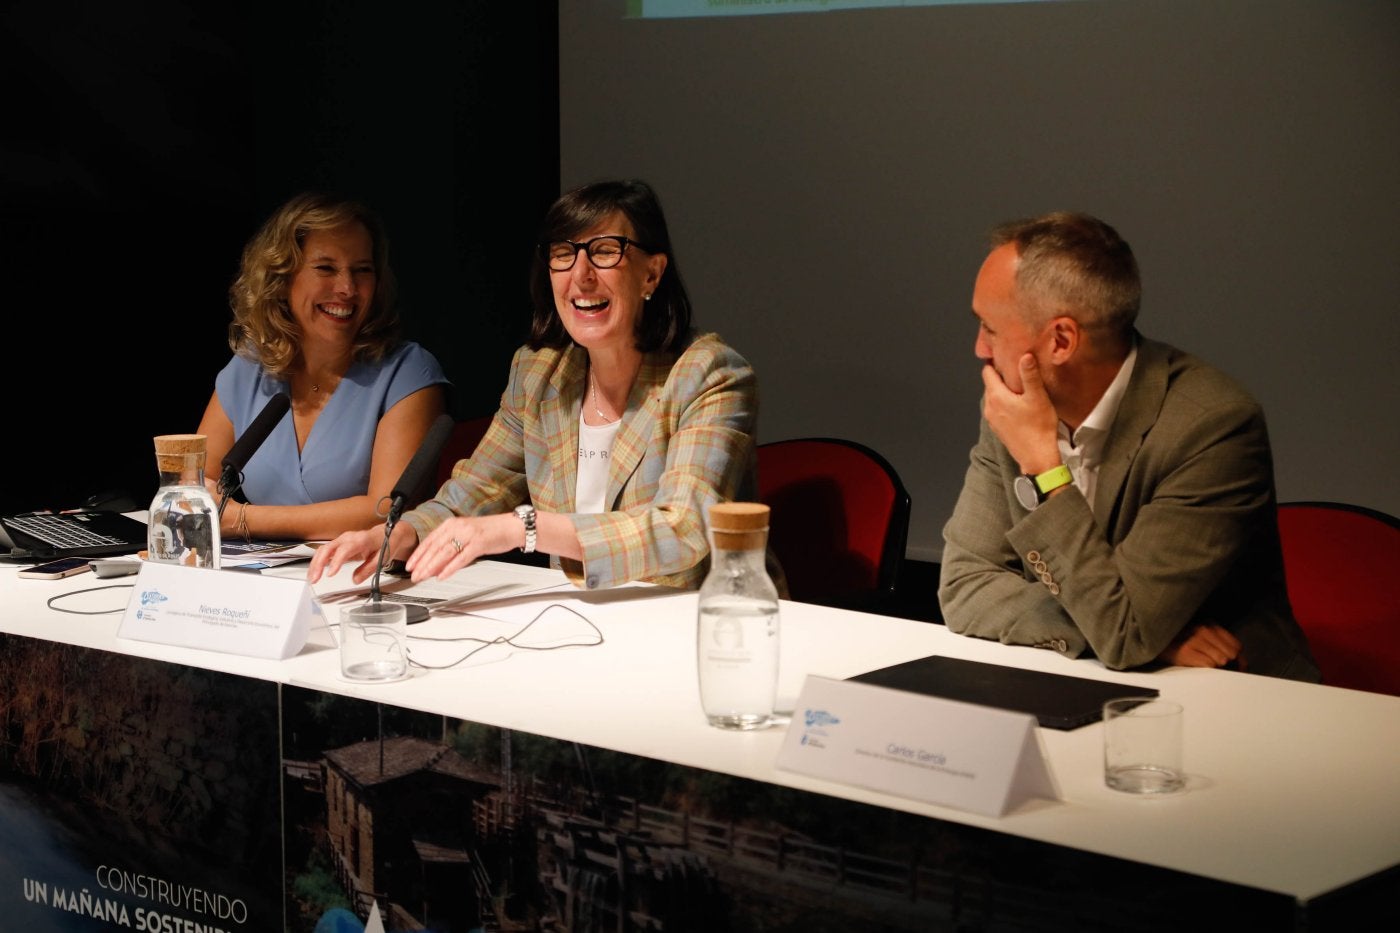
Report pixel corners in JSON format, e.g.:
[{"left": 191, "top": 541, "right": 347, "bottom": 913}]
[{"left": 451, "top": 538, "right": 463, "bottom": 554}]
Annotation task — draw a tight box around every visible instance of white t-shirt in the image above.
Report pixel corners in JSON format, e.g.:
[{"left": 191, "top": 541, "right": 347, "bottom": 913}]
[{"left": 576, "top": 413, "right": 623, "bottom": 514}]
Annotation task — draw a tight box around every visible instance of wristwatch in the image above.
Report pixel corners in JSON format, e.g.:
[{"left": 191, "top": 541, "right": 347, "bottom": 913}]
[
  {"left": 513, "top": 503, "right": 537, "bottom": 554},
  {"left": 1014, "top": 465, "right": 1074, "bottom": 511}
]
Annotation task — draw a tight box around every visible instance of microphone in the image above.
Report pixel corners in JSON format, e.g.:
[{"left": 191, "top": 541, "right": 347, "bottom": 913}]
[
  {"left": 386, "top": 413, "right": 456, "bottom": 524},
  {"left": 371, "top": 412, "right": 456, "bottom": 603},
  {"left": 218, "top": 393, "right": 292, "bottom": 506}
]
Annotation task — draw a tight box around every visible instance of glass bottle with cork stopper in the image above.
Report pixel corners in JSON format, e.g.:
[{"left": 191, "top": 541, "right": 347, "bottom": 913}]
[
  {"left": 148, "top": 434, "right": 221, "bottom": 569},
  {"left": 697, "top": 501, "right": 780, "bottom": 730}
]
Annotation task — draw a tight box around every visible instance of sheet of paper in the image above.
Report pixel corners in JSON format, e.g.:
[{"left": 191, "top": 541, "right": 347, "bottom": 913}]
[{"left": 220, "top": 540, "right": 321, "bottom": 569}]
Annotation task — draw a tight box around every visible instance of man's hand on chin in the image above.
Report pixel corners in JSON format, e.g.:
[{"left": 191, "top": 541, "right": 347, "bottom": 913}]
[{"left": 982, "top": 353, "right": 1061, "bottom": 475}]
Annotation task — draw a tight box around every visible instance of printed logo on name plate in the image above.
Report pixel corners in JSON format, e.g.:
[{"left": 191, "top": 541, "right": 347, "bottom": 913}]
[
  {"left": 135, "top": 589, "right": 169, "bottom": 620},
  {"left": 800, "top": 708, "right": 840, "bottom": 748}
]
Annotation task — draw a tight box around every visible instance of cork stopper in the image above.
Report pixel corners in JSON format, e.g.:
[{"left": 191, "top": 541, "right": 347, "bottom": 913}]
[
  {"left": 709, "top": 502, "right": 769, "bottom": 551},
  {"left": 153, "top": 434, "right": 208, "bottom": 473}
]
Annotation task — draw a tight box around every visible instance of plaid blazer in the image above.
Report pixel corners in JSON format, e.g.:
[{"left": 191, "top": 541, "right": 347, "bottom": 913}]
[{"left": 403, "top": 332, "right": 763, "bottom": 590}]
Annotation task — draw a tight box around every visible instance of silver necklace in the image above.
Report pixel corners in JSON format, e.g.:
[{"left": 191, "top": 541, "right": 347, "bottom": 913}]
[{"left": 590, "top": 371, "right": 619, "bottom": 424}]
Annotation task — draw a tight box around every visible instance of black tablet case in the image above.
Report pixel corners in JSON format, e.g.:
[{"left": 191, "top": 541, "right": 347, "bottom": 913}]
[{"left": 849, "top": 655, "right": 1158, "bottom": 730}]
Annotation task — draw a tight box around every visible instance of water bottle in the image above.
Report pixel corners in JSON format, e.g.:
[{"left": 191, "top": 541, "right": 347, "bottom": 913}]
[
  {"left": 697, "top": 502, "right": 780, "bottom": 730},
  {"left": 148, "top": 434, "right": 221, "bottom": 569}
]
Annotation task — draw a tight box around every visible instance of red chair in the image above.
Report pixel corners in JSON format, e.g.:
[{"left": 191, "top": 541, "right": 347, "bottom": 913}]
[
  {"left": 1277, "top": 501, "right": 1400, "bottom": 696},
  {"left": 756, "top": 438, "right": 910, "bottom": 613},
  {"left": 435, "top": 414, "right": 494, "bottom": 489}
]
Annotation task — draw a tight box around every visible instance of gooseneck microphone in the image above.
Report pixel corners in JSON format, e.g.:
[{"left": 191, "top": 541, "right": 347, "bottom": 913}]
[
  {"left": 217, "top": 393, "right": 292, "bottom": 516},
  {"left": 387, "top": 413, "right": 456, "bottom": 524},
  {"left": 371, "top": 413, "right": 456, "bottom": 603}
]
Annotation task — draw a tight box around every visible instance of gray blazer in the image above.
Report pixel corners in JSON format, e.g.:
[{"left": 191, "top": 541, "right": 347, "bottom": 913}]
[{"left": 938, "top": 336, "right": 1319, "bottom": 681}]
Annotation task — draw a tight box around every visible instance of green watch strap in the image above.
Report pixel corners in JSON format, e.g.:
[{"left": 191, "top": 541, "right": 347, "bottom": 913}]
[{"left": 1033, "top": 464, "right": 1074, "bottom": 494}]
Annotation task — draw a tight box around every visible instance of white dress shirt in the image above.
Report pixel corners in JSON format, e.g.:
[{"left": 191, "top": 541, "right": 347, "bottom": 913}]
[{"left": 1058, "top": 343, "right": 1138, "bottom": 518}]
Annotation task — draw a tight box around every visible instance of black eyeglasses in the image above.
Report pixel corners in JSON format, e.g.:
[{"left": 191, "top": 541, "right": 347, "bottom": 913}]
[{"left": 540, "top": 235, "right": 647, "bottom": 271}]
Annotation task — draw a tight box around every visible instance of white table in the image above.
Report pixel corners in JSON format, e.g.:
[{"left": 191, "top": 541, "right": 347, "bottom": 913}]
[{"left": 3, "top": 558, "right": 1397, "bottom": 921}]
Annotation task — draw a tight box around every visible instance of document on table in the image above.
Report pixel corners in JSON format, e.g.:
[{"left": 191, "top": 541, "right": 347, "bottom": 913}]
[
  {"left": 318, "top": 566, "right": 597, "bottom": 670},
  {"left": 314, "top": 563, "right": 572, "bottom": 617},
  {"left": 222, "top": 540, "right": 320, "bottom": 569}
]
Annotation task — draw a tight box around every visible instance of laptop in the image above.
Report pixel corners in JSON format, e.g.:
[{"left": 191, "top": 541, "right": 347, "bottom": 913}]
[
  {"left": 0, "top": 510, "right": 149, "bottom": 560},
  {"left": 848, "top": 655, "right": 1159, "bottom": 730}
]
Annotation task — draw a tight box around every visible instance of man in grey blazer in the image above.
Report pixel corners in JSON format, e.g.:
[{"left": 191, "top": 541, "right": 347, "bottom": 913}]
[{"left": 938, "top": 212, "right": 1318, "bottom": 681}]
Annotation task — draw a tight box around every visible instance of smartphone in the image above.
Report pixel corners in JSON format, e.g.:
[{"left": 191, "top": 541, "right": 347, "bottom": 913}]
[{"left": 18, "top": 557, "right": 93, "bottom": 580}]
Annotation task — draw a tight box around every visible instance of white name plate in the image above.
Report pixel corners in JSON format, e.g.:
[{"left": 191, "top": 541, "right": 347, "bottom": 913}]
[
  {"left": 118, "top": 562, "right": 320, "bottom": 660},
  {"left": 776, "top": 675, "right": 1058, "bottom": 818}
]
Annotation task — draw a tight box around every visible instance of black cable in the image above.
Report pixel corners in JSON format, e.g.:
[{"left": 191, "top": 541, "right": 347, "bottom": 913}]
[
  {"left": 402, "top": 603, "right": 604, "bottom": 670},
  {"left": 46, "top": 584, "right": 135, "bottom": 615},
  {"left": 217, "top": 470, "right": 239, "bottom": 520}
]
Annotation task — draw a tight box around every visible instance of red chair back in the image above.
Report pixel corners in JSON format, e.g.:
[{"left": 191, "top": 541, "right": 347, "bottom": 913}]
[
  {"left": 756, "top": 438, "right": 910, "bottom": 612},
  {"left": 1277, "top": 502, "right": 1400, "bottom": 696}
]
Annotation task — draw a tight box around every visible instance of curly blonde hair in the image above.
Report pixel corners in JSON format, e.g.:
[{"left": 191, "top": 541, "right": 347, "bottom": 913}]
[{"left": 228, "top": 192, "right": 400, "bottom": 375}]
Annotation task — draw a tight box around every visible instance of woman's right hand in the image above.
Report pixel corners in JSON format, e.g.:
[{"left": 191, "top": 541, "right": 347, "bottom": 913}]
[{"left": 308, "top": 522, "right": 419, "bottom": 585}]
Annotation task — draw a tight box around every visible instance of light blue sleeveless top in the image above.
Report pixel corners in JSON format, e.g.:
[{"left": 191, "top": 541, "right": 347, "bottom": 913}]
[{"left": 214, "top": 342, "right": 449, "bottom": 505}]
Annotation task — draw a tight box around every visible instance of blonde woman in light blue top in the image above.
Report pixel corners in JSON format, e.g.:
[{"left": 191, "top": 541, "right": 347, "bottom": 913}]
[{"left": 198, "top": 193, "right": 448, "bottom": 542}]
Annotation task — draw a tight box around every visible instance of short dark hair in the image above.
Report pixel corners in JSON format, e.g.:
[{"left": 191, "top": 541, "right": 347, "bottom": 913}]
[
  {"left": 528, "top": 179, "right": 693, "bottom": 353},
  {"left": 990, "top": 211, "right": 1141, "bottom": 347}
]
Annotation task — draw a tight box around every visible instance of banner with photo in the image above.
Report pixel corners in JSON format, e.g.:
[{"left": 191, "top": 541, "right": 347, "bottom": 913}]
[
  {"left": 0, "top": 634, "right": 1282, "bottom": 931},
  {"left": 282, "top": 686, "right": 1013, "bottom": 932},
  {"left": 0, "top": 635, "right": 283, "bottom": 932}
]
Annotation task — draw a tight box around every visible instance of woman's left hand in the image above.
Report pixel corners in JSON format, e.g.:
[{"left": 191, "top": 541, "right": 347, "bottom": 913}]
[{"left": 404, "top": 513, "right": 524, "bottom": 582}]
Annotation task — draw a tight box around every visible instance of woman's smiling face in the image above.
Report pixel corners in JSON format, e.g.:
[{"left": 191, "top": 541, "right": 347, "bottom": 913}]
[
  {"left": 286, "top": 222, "right": 376, "bottom": 348},
  {"left": 550, "top": 211, "right": 666, "bottom": 355}
]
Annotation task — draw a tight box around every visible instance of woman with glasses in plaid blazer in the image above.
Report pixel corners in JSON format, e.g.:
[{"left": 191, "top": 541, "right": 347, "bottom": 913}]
[{"left": 311, "top": 179, "right": 774, "bottom": 593}]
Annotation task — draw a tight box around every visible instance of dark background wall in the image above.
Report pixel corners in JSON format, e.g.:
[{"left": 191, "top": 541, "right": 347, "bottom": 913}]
[
  {"left": 6, "top": 1, "right": 1396, "bottom": 563},
  {"left": 1, "top": 1, "right": 557, "bottom": 517},
  {"left": 559, "top": 0, "right": 1400, "bottom": 560}
]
